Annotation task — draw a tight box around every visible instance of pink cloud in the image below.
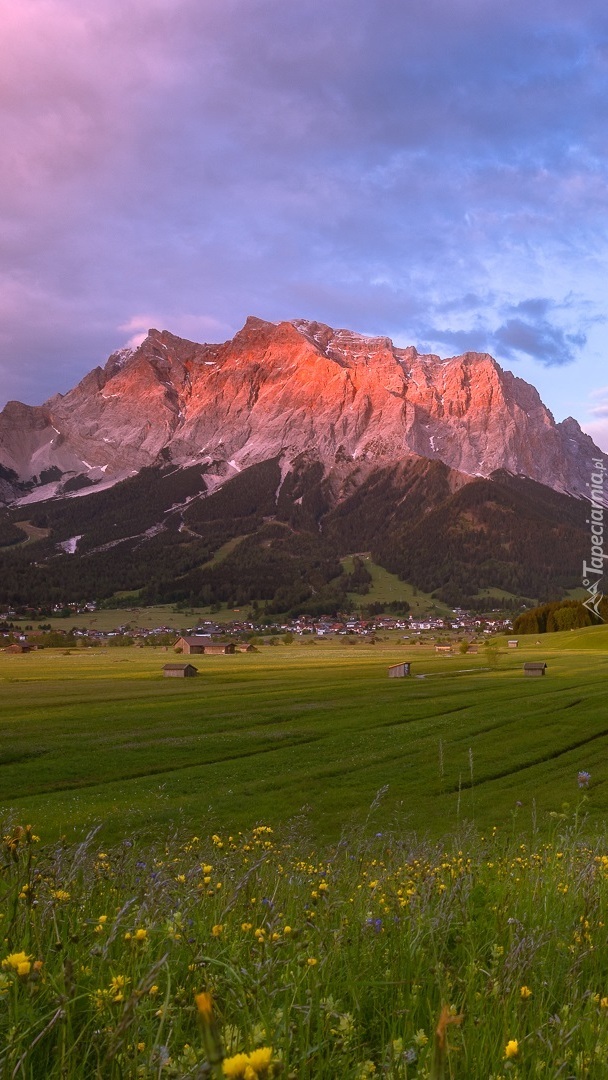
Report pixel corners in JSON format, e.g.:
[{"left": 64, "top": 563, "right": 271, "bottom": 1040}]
[
  {"left": 582, "top": 420, "right": 608, "bottom": 454},
  {"left": 118, "top": 312, "right": 233, "bottom": 350}
]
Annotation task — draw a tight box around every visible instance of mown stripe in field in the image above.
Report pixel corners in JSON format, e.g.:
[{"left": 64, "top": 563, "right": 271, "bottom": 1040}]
[
  {"left": 380, "top": 703, "right": 472, "bottom": 729},
  {"left": 444, "top": 726, "right": 608, "bottom": 793},
  {"left": 1, "top": 733, "right": 324, "bottom": 800}
]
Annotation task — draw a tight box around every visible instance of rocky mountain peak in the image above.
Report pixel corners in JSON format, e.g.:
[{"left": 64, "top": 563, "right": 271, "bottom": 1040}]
[{"left": 0, "top": 316, "right": 602, "bottom": 505}]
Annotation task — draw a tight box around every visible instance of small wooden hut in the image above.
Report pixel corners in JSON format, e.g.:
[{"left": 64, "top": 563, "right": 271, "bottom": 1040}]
[
  {"left": 388, "top": 662, "right": 411, "bottom": 678},
  {"left": 523, "top": 662, "right": 547, "bottom": 677},
  {"left": 163, "top": 663, "right": 198, "bottom": 678}
]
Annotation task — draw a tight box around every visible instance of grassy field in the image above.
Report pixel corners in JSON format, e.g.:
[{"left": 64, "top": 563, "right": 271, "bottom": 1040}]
[
  {"left": 1, "top": 627, "right": 607, "bottom": 844},
  {"left": 3, "top": 628, "right": 608, "bottom": 1077},
  {"left": 342, "top": 557, "right": 454, "bottom": 617},
  {"left": 6, "top": 604, "right": 220, "bottom": 633}
]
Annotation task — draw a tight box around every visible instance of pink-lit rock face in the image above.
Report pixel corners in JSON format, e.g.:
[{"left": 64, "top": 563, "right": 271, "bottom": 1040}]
[{"left": 0, "top": 316, "right": 601, "bottom": 502}]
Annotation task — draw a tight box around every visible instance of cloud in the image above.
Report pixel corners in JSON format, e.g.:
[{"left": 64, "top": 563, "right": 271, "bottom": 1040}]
[
  {"left": 412, "top": 296, "right": 591, "bottom": 367},
  {"left": 0, "top": 0, "right": 607, "bottom": 410},
  {"left": 493, "top": 318, "right": 586, "bottom": 366},
  {"left": 582, "top": 419, "right": 608, "bottom": 454},
  {"left": 118, "top": 312, "right": 234, "bottom": 350}
]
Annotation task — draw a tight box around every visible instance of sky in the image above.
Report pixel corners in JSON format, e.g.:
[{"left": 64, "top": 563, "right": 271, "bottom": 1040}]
[{"left": 1, "top": 0, "right": 608, "bottom": 450}]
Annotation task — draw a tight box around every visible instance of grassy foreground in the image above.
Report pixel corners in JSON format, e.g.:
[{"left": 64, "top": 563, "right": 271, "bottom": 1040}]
[
  {"left": 3, "top": 816, "right": 608, "bottom": 1078},
  {"left": 1, "top": 627, "right": 608, "bottom": 841}
]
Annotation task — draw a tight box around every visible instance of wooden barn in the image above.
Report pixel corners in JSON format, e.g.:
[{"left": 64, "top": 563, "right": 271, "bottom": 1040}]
[
  {"left": 388, "top": 662, "right": 411, "bottom": 678},
  {"left": 508, "top": 639, "right": 519, "bottom": 648},
  {"left": 174, "top": 635, "right": 212, "bottom": 654},
  {"left": 435, "top": 645, "right": 452, "bottom": 655},
  {"left": 204, "top": 643, "right": 235, "bottom": 655},
  {"left": 524, "top": 662, "right": 547, "bottom": 677},
  {"left": 163, "top": 663, "right": 198, "bottom": 678},
  {"left": 235, "top": 643, "right": 257, "bottom": 652},
  {"left": 3, "top": 643, "right": 31, "bottom": 654}
]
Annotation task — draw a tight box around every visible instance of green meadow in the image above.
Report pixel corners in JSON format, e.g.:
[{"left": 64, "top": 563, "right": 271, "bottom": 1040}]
[
  {"left": 3, "top": 626, "right": 608, "bottom": 1078},
  {"left": 1, "top": 626, "right": 607, "bottom": 843},
  {"left": 341, "top": 556, "right": 454, "bottom": 616}
]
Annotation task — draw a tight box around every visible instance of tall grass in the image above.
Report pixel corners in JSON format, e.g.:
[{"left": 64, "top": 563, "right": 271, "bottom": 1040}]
[{"left": 2, "top": 812, "right": 608, "bottom": 1077}]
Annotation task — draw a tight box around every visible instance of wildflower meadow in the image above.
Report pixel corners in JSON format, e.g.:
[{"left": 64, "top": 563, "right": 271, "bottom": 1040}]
[
  {"left": 4, "top": 814, "right": 608, "bottom": 1078},
  {"left": 3, "top": 628, "right": 608, "bottom": 1075}
]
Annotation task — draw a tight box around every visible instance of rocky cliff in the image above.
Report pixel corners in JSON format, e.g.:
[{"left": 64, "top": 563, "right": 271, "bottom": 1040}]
[{"left": 0, "top": 316, "right": 601, "bottom": 504}]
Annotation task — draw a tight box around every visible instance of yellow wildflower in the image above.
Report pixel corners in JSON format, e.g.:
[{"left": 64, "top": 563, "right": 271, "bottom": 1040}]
[
  {"left": 504, "top": 1039, "right": 519, "bottom": 1059},
  {"left": 241, "top": 922, "right": 253, "bottom": 932},
  {"left": 52, "top": 890, "right": 70, "bottom": 902},
  {"left": 211, "top": 924, "right": 224, "bottom": 937},
  {"left": 109, "top": 974, "right": 130, "bottom": 1002},
  {"left": 307, "top": 957, "right": 318, "bottom": 967},
  {"left": 248, "top": 1047, "right": 273, "bottom": 1071},
  {"left": 221, "top": 1047, "right": 274, "bottom": 1078},
  {"left": 134, "top": 928, "right": 147, "bottom": 941},
  {"left": 2, "top": 952, "right": 32, "bottom": 972},
  {"left": 520, "top": 985, "right": 532, "bottom": 999},
  {"left": 601, "top": 997, "right": 608, "bottom": 1009},
  {"left": 222, "top": 1053, "right": 250, "bottom": 1078}
]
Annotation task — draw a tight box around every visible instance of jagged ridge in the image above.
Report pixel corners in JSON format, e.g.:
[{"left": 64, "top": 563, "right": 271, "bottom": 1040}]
[{"left": 0, "top": 316, "right": 601, "bottom": 506}]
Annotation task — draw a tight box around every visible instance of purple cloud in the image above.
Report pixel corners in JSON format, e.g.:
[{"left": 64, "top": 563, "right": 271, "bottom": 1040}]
[{"left": 0, "top": 0, "right": 607, "bottom": 406}]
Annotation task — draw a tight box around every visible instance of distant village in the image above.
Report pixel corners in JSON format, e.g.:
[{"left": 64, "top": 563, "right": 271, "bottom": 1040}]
[{"left": 0, "top": 600, "right": 513, "bottom": 649}]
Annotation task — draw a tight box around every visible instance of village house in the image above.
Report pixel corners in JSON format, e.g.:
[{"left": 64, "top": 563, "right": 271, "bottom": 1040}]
[{"left": 174, "top": 635, "right": 212, "bottom": 654}]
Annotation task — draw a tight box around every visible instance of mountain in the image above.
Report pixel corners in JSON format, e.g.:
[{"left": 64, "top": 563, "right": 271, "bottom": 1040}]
[
  {"left": 0, "top": 316, "right": 601, "bottom": 503},
  {"left": 0, "top": 317, "right": 599, "bottom": 612}
]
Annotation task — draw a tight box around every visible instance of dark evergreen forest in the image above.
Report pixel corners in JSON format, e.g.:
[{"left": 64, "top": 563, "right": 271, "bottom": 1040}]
[{"left": 0, "top": 456, "right": 589, "bottom": 615}]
